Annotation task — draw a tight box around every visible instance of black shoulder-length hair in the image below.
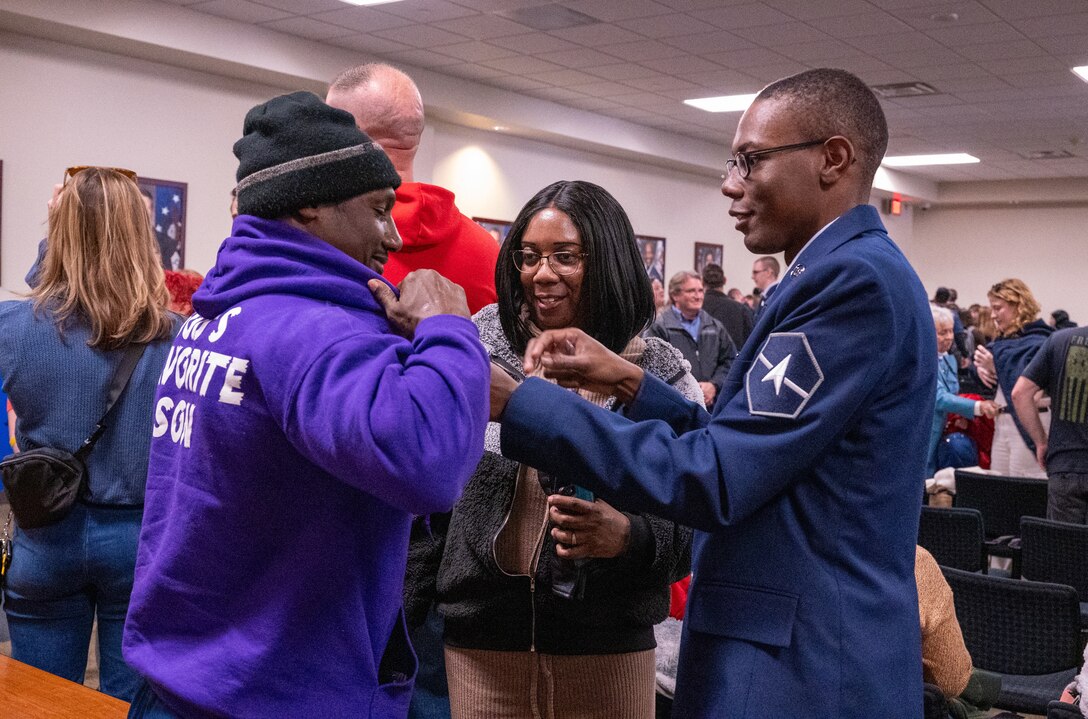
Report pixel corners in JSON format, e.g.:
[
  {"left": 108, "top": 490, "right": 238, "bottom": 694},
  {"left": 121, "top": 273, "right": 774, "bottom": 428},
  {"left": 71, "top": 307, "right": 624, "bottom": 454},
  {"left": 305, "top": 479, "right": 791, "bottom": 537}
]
[{"left": 496, "top": 180, "right": 656, "bottom": 355}]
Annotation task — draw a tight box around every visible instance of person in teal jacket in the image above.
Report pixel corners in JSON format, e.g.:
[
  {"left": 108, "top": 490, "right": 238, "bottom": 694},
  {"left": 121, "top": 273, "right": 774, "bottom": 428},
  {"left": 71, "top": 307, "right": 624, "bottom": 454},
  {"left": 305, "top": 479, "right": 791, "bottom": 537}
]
[
  {"left": 489, "top": 69, "right": 937, "bottom": 718},
  {"left": 928, "top": 305, "right": 998, "bottom": 477}
]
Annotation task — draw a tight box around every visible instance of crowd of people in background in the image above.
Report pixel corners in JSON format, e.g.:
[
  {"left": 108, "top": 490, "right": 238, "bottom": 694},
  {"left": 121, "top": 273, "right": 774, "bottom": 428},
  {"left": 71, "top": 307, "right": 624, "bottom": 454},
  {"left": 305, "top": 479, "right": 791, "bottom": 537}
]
[{"left": 0, "top": 62, "right": 1086, "bottom": 719}]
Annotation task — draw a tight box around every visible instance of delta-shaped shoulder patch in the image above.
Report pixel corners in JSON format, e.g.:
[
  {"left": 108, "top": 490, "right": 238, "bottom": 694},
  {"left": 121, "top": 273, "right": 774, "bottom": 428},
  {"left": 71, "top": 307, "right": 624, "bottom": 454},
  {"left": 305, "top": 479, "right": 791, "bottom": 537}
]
[{"left": 745, "top": 332, "right": 824, "bottom": 418}]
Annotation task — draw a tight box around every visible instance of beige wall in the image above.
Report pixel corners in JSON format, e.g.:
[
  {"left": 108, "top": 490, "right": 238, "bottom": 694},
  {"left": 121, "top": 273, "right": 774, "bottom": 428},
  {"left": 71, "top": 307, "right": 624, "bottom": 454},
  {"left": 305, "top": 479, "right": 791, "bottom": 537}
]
[{"left": 913, "top": 204, "right": 1087, "bottom": 324}]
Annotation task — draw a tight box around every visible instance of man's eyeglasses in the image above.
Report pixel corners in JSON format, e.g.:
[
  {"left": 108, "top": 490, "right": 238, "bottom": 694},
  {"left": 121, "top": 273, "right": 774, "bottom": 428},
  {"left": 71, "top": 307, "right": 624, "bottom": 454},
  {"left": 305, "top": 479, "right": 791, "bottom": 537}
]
[
  {"left": 513, "top": 249, "right": 586, "bottom": 276},
  {"left": 723, "top": 139, "right": 828, "bottom": 180},
  {"left": 64, "top": 166, "right": 138, "bottom": 184}
]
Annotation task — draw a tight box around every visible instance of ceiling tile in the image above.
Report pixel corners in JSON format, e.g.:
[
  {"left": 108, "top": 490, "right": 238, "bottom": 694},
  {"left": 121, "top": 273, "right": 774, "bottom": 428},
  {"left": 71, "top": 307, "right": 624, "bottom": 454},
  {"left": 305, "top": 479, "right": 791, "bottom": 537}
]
[
  {"left": 372, "top": 24, "right": 471, "bottom": 48},
  {"left": 488, "top": 32, "right": 583, "bottom": 54},
  {"left": 775, "top": 38, "right": 865, "bottom": 62},
  {"left": 377, "top": 0, "right": 478, "bottom": 23},
  {"left": 702, "top": 46, "right": 791, "bottom": 68},
  {"left": 763, "top": 0, "right": 880, "bottom": 21},
  {"left": 479, "top": 54, "right": 567, "bottom": 74},
  {"left": 430, "top": 13, "right": 534, "bottom": 38},
  {"left": 549, "top": 23, "right": 645, "bottom": 46},
  {"left": 956, "top": 39, "right": 1050, "bottom": 61},
  {"left": 1013, "top": 12, "right": 1088, "bottom": 39},
  {"left": 259, "top": 16, "right": 355, "bottom": 39},
  {"left": 527, "top": 85, "right": 593, "bottom": 101},
  {"left": 584, "top": 63, "right": 669, "bottom": 81},
  {"left": 251, "top": 0, "right": 343, "bottom": 12},
  {"left": 535, "top": 47, "right": 624, "bottom": 68},
  {"left": 564, "top": 95, "right": 623, "bottom": 110},
  {"left": 846, "top": 31, "right": 948, "bottom": 55},
  {"left": 684, "top": 67, "right": 764, "bottom": 92},
  {"left": 445, "top": 0, "right": 543, "bottom": 10},
  {"left": 639, "top": 54, "right": 725, "bottom": 75},
  {"left": 329, "top": 33, "right": 414, "bottom": 55},
  {"left": 740, "top": 61, "right": 811, "bottom": 82},
  {"left": 190, "top": 0, "right": 290, "bottom": 24},
  {"left": 981, "top": 0, "right": 1086, "bottom": 20},
  {"left": 878, "top": 46, "right": 974, "bottom": 68},
  {"left": 525, "top": 68, "right": 603, "bottom": 86},
  {"left": 561, "top": 0, "right": 673, "bottom": 22},
  {"left": 893, "top": 61, "right": 990, "bottom": 81},
  {"left": 807, "top": 11, "right": 914, "bottom": 38},
  {"left": 651, "top": 0, "right": 745, "bottom": 10},
  {"left": 661, "top": 30, "right": 756, "bottom": 54},
  {"left": 616, "top": 12, "right": 712, "bottom": 38},
  {"left": 688, "top": 3, "right": 794, "bottom": 29},
  {"left": 307, "top": 7, "right": 413, "bottom": 33},
  {"left": 486, "top": 75, "right": 552, "bottom": 91},
  {"left": 382, "top": 48, "right": 462, "bottom": 69},
  {"left": 745, "top": 21, "right": 832, "bottom": 45},
  {"left": 926, "top": 21, "right": 1026, "bottom": 46},
  {"left": 440, "top": 63, "right": 509, "bottom": 81},
  {"left": 563, "top": 80, "right": 643, "bottom": 97},
  {"left": 600, "top": 39, "right": 688, "bottom": 61},
  {"left": 437, "top": 41, "right": 518, "bottom": 62},
  {"left": 622, "top": 74, "right": 700, "bottom": 93},
  {"left": 888, "top": 2, "right": 1002, "bottom": 30}
]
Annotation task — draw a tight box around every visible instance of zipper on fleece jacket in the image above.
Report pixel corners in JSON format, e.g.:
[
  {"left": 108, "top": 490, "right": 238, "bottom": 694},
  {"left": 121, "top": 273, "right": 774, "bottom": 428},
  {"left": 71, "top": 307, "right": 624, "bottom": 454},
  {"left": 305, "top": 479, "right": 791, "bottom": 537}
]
[{"left": 491, "top": 468, "right": 550, "bottom": 653}]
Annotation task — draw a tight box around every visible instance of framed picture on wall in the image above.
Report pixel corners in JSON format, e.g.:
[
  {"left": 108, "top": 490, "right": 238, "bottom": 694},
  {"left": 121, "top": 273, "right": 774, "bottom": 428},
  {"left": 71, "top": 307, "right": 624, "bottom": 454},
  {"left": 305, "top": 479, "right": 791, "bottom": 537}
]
[
  {"left": 139, "top": 177, "right": 187, "bottom": 270},
  {"left": 694, "top": 242, "right": 724, "bottom": 275},
  {"left": 636, "top": 235, "right": 666, "bottom": 285},
  {"left": 473, "top": 217, "right": 512, "bottom": 244}
]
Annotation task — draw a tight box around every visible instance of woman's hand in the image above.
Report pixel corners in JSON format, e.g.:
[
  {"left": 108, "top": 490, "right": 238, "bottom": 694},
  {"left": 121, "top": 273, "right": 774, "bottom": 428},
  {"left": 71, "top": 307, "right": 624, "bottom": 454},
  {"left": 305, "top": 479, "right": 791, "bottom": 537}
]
[
  {"left": 547, "top": 493, "right": 630, "bottom": 560},
  {"left": 973, "top": 345, "right": 996, "bottom": 388}
]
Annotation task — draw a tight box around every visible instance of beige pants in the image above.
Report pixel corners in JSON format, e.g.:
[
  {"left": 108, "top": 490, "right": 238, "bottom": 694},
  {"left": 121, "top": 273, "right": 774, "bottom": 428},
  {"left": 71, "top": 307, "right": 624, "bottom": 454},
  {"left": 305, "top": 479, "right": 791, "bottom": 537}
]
[{"left": 445, "top": 645, "right": 655, "bottom": 719}]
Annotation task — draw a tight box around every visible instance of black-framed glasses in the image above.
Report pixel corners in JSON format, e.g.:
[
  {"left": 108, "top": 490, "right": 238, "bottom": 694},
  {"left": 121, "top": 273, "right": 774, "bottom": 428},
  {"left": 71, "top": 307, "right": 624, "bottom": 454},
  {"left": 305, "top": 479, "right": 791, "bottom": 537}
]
[
  {"left": 723, "top": 139, "right": 828, "bottom": 180},
  {"left": 513, "top": 249, "right": 586, "bottom": 276}
]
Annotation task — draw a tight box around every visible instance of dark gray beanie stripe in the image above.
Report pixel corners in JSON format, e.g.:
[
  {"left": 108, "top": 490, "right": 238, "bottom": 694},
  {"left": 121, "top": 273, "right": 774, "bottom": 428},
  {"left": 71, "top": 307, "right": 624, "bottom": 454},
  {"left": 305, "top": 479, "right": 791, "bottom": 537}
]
[{"left": 235, "top": 142, "right": 383, "bottom": 195}]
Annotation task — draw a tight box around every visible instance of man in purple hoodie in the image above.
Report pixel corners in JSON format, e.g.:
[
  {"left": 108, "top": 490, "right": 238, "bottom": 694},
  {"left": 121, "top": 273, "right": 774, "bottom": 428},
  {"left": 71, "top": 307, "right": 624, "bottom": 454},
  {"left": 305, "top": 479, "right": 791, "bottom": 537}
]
[{"left": 123, "top": 91, "right": 490, "bottom": 718}]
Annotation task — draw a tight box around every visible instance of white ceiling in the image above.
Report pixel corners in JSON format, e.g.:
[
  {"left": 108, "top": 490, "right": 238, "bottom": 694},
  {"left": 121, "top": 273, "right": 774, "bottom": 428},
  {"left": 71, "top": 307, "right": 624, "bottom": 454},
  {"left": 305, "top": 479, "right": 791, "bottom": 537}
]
[{"left": 156, "top": 0, "right": 1088, "bottom": 183}]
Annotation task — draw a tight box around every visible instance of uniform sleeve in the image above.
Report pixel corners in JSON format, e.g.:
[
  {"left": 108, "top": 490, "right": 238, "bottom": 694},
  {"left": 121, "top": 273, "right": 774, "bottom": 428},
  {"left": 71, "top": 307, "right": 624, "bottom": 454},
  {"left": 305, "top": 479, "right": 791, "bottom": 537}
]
[
  {"left": 283, "top": 315, "right": 490, "bottom": 515},
  {"left": 501, "top": 258, "right": 902, "bottom": 533}
]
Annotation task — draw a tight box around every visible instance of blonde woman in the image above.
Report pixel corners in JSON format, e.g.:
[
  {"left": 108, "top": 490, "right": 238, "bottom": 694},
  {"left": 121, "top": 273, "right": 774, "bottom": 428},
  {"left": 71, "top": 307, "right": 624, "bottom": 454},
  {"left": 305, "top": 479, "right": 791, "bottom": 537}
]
[
  {"left": 973, "top": 279, "right": 1053, "bottom": 477},
  {"left": 0, "top": 167, "right": 177, "bottom": 700}
]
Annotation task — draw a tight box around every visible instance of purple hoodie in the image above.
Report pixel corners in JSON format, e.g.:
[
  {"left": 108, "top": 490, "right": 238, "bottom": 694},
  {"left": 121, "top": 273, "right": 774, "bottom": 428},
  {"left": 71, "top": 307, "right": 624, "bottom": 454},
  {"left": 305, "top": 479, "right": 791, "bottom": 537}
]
[{"left": 123, "top": 215, "right": 489, "bottom": 718}]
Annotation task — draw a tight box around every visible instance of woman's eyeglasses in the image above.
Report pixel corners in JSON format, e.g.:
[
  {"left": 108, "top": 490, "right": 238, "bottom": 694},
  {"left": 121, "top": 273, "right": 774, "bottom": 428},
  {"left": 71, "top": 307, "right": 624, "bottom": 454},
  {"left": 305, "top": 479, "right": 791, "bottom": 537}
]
[
  {"left": 513, "top": 249, "right": 586, "bottom": 276},
  {"left": 64, "top": 166, "right": 138, "bottom": 184}
]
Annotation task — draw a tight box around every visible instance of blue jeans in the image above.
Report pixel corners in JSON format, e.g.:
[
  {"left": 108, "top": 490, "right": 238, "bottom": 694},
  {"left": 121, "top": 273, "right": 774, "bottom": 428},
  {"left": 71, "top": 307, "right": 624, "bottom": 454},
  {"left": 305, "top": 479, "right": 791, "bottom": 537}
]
[
  {"left": 3, "top": 502, "right": 142, "bottom": 701},
  {"left": 128, "top": 680, "right": 182, "bottom": 719}
]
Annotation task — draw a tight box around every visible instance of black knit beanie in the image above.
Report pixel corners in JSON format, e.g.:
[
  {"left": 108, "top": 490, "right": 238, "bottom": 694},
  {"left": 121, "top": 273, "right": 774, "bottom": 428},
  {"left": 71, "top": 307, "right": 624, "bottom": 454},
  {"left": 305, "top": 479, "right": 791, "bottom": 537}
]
[{"left": 233, "top": 91, "right": 401, "bottom": 219}]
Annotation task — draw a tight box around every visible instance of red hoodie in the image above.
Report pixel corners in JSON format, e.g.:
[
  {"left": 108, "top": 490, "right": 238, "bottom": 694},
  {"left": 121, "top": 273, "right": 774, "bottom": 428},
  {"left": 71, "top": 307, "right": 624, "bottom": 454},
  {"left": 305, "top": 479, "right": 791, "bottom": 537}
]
[{"left": 387, "top": 182, "right": 499, "bottom": 314}]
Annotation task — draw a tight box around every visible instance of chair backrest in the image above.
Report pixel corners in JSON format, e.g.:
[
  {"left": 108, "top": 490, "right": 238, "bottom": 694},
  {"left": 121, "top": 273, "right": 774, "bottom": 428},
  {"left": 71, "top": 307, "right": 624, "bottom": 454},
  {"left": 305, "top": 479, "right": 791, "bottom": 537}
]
[
  {"left": 918, "top": 506, "right": 985, "bottom": 572},
  {"left": 952, "top": 470, "right": 1048, "bottom": 538},
  {"left": 1020, "top": 516, "right": 1088, "bottom": 600},
  {"left": 941, "top": 566, "right": 1082, "bottom": 675}
]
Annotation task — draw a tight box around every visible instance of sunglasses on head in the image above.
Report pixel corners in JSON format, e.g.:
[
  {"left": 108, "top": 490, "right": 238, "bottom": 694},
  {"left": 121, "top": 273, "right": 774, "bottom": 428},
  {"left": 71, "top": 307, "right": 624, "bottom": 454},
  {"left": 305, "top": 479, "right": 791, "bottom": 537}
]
[{"left": 64, "top": 166, "right": 138, "bottom": 184}]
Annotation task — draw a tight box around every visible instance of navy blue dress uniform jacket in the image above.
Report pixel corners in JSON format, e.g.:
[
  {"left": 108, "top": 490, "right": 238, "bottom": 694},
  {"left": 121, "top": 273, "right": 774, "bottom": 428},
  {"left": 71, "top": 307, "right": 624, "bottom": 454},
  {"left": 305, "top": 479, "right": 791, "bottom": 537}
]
[{"left": 500, "top": 205, "right": 936, "bottom": 719}]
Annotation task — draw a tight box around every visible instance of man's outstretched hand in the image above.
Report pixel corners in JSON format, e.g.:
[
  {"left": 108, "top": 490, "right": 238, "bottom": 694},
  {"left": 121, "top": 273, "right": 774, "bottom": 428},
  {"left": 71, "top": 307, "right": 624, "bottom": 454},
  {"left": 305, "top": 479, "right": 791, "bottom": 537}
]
[{"left": 522, "top": 328, "right": 645, "bottom": 405}]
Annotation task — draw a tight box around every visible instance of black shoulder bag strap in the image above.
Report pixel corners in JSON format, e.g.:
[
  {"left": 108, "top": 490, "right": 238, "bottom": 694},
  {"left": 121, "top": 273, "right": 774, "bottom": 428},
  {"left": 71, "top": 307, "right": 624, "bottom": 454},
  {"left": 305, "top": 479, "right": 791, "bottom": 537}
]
[{"left": 73, "top": 342, "right": 148, "bottom": 463}]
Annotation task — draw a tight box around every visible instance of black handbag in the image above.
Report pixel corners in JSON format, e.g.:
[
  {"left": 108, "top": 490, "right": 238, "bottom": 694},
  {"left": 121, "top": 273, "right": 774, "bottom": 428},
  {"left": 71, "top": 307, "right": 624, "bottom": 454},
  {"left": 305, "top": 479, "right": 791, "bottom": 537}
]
[{"left": 0, "top": 343, "right": 145, "bottom": 529}]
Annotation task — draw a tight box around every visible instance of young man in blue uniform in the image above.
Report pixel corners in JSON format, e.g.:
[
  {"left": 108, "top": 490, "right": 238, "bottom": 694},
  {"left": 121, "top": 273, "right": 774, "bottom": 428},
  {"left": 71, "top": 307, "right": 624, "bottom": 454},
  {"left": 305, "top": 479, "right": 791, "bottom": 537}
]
[{"left": 489, "top": 68, "right": 936, "bottom": 718}]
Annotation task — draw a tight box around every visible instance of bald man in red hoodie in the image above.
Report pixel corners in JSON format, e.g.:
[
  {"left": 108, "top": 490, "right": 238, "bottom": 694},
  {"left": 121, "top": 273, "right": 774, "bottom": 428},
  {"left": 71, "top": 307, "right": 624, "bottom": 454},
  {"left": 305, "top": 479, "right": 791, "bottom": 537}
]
[{"left": 328, "top": 64, "right": 498, "bottom": 313}]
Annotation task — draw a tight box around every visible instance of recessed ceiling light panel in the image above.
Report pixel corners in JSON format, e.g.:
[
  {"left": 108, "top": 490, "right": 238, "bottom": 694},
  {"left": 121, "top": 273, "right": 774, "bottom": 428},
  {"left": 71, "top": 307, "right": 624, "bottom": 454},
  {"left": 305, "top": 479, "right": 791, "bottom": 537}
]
[
  {"left": 882, "top": 153, "right": 979, "bottom": 167},
  {"left": 870, "top": 82, "right": 940, "bottom": 98},
  {"left": 683, "top": 94, "right": 758, "bottom": 113},
  {"left": 1073, "top": 66, "right": 1088, "bottom": 83}
]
